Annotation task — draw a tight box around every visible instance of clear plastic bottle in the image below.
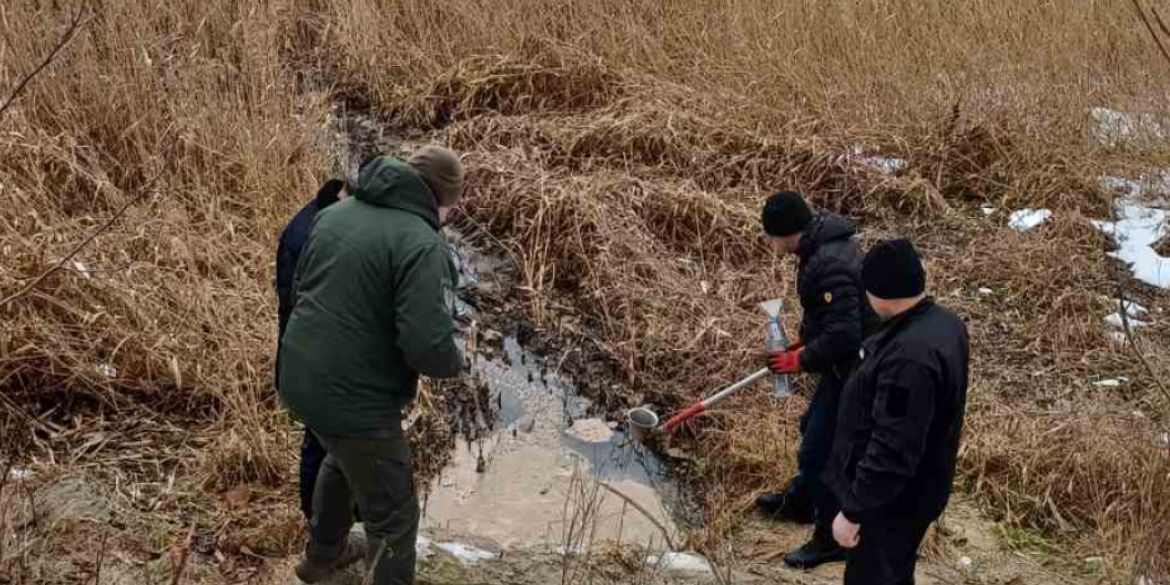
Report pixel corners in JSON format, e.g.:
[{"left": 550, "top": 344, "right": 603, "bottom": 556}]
[{"left": 765, "top": 311, "right": 792, "bottom": 398}]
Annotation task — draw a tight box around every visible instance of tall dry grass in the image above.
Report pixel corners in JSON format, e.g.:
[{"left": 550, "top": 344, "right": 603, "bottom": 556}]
[{"left": 1, "top": 0, "right": 1169, "bottom": 582}]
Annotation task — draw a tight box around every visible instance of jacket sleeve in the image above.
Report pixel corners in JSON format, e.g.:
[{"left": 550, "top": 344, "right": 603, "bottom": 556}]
[
  {"left": 799, "top": 259, "right": 863, "bottom": 373},
  {"left": 840, "top": 359, "right": 937, "bottom": 523},
  {"left": 394, "top": 242, "right": 463, "bottom": 379}
]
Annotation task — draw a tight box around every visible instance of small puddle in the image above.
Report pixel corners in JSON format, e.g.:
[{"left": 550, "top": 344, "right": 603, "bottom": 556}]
[{"left": 422, "top": 231, "right": 683, "bottom": 550}]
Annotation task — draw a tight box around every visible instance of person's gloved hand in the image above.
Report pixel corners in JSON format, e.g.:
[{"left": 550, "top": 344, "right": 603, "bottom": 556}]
[{"left": 766, "top": 342, "right": 804, "bottom": 374}]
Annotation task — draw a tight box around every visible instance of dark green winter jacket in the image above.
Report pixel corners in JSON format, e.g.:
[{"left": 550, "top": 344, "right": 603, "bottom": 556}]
[{"left": 278, "top": 156, "right": 462, "bottom": 437}]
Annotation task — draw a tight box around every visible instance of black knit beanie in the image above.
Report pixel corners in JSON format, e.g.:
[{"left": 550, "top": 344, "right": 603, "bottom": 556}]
[
  {"left": 863, "top": 239, "right": 926, "bottom": 300},
  {"left": 316, "top": 179, "right": 345, "bottom": 209},
  {"left": 761, "top": 191, "right": 813, "bottom": 237}
]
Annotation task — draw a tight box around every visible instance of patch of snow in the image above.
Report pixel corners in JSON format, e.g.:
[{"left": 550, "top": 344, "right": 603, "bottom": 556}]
[
  {"left": 8, "top": 467, "right": 34, "bottom": 480},
  {"left": 645, "top": 552, "right": 714, "bottom": 574},
  {"left": 1092, "top": 108, "right": 1170, "bottom": 146},
  {"left": 1157, "top": 433, "right": 1170, "bottom": 448},
  {"left": 981, "top": 205, "right": 997, "bottom": 216},
  {"left": 977, "top": 288, "right": 994, "bottom": 296},
  {"left": 1008, "top": 209, "right": 1052, "bottom": 231},
  {"left": 1109, "top": 331, "right": 1129, "bottom": 345},
  {"left": 959, "top": 556, "right": 974, "bottom": 568},
  {"left": 436, "top": 541, "right": 497, "bottom": 565},
  {"left": 1092, "top": 199, "right": 1170, "bottom": 290},
  {"left": 1105, "top": 313, "right": 1149, "bottom": 329},
  {"left": 558, "top": 544, "right": 585, "bottom": 556}
]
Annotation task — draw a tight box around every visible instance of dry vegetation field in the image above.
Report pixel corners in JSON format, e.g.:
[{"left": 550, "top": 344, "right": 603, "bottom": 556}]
[{"left": 2, "top": 0, "right": 1170, "bottom": 583}]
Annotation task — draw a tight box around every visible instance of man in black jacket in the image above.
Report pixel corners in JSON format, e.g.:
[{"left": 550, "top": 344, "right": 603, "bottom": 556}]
[
  {"left": 824, "top": 239, "right": 970, "bottom": 585},
  {"left": 758, "top": 191, "right": 878, "bottom": 569},
  {"left": 276, "top": 178, "right": 347, "bottom": 521}
]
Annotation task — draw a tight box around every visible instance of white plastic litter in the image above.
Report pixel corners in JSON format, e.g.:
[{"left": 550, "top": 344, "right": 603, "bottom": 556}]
[
  {"left": 1008, "top": 209, "right": 1052, "bottom": 231},
  {"left": 1092, "top": 377, "right": 1129, "bottom": 388},
  {"left": 645, "top": 552, "right": 714, "bottom": 574}
]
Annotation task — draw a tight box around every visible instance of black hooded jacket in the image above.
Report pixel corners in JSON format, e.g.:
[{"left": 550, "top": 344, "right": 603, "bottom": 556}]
[{"left": 795, "top": 213, "right": 879, "bottom": 376}]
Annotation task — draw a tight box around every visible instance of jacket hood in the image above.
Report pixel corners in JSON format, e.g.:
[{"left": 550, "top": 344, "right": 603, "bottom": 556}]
[
  {"left": 799, "top": 213, "right": 857, "bottom": 257},
  {"left": 351, "top": 156, "right": 440, "bottom": 229}
]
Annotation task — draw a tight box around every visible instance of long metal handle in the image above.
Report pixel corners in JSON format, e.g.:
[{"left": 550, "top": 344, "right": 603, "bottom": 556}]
[{"left": 662, "top": 368, "right": 771, "bottom": 434}]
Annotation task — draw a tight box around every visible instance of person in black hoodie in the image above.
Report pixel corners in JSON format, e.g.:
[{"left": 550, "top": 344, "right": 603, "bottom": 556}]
[
  {"left": 824, "top": 239, "right": 970, "bottom": 585},
  {"left": 275, "top": 178, "right": 347, "bottom": 522},
  {"left": 758, "top": 191, "right": 879, "bottom": 569}
]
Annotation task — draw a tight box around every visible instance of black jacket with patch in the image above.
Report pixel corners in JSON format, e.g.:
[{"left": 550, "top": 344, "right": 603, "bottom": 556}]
[
  {"left": 823, "top": 298, "right": 970, "bottom": 524},
  {"left": 795, "top": 213, "right": 878, "bottom": 376}
]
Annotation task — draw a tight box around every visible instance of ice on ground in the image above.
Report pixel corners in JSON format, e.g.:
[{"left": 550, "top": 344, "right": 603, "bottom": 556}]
[
  {"left": 1092, "top": 198, "right": 1170, "bottom": 290},
  {"left": 645, "top": 552, "right": 714, "bottom": 574},
  {"left": 1091, "top": 107, "right": 1170, "bottom": 146},
  {"left": 1008, "top": 209, "right": 1051, "bottom": 231},
  {"left": 436, "top": 542, "right": 497, "bottom": 565},
  {"left": 416, "top": 535, "right": 435, "bottom": 560}
]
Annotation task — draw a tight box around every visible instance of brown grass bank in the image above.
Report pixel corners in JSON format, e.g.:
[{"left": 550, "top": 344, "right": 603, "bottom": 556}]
[{"left": 2, "top": 0, "right": 1169, "bottom": 582}]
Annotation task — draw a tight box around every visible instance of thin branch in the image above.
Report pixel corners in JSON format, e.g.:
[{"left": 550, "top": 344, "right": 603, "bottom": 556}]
[
  {"left": 1131, "top": 0, "right": 1170, "bottom": 70},
  {"left": 361, "top": 539, "right": 389, "bottom": 585},
  {"left": 0, "top": 154, "right": 170, "bottom": 311},
  {"left": 0, "top": 7, "right": 90, "bottom": 123}
]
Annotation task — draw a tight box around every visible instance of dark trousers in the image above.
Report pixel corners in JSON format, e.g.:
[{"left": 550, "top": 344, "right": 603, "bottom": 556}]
[
  {"left": 845, "top": 517, "right": 933, "bottom": 585},
  {"left": 307, "top": 431, "right": 420, "bottom": 585},
  {"left": 301, "top": 429, "right": 363, "bottom": 523},
  {"left": 798, "top": 372, "right": 845, "bottom": 531}
]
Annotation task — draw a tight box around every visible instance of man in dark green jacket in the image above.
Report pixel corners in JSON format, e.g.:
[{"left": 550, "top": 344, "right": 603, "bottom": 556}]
[{"left": 279, "top": 146, "right": 465, "bottom": 585}]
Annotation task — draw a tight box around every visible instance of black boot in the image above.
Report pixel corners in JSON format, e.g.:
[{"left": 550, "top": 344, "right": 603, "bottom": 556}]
[
  {"left": 755, "top": 482, "right": 815, "bottom": 524},
  {"left": 783, "top": 522, "right": 847, "bottom": 570}
]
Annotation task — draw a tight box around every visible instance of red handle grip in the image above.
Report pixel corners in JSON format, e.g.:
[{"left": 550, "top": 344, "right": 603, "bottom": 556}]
[{"left": 663, "top": 402, "right": 706, "bottom": 434}]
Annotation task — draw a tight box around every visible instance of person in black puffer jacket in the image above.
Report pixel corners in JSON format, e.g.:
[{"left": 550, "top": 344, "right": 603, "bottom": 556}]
[
  {"left": 824, "top": 239, "right": 970, "bottom": 585},
  {"left": 758, "top": 191, "right": 880, "bottom": 570}
]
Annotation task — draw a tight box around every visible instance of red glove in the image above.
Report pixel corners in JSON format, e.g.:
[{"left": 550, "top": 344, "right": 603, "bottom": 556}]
[{"left": 767, "top": 345, "right": 804, "bottom": 374}]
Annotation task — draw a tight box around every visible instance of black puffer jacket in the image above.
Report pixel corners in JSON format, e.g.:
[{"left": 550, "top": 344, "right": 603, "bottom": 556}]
[
  {"left": 796, "top": 213, "right": 878, "bottom": 376},
  {"left": 823, "top": 298, "right": 970, "bottom": 524}
]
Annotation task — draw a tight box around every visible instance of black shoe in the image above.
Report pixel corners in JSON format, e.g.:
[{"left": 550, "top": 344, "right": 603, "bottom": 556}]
[
  {"left": 755, "top": 490, "right": 815, "bottom": 524},
  {"left": 783, "top": 529, "right": 847, "bottom": 570}
]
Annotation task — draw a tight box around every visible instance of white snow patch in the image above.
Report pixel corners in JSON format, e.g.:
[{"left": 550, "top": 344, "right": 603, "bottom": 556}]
[
  {"left": 977, "top": 288, "right": 994, "bottom": 296},
  {"left": 1105, "top": 313, "right": 1149, "bottom": 329},
  {"left": 436, "top": 541, "right": 497, "bottom": 565},
  {"left": 1092, "top": 198, "right": 1170, "bottom": 290},
  {"left": 959, "top": 556, "right": 974, "bottom": 568},
  {"left": 1092, "top": 108, "right": 1170, "bottom": 146},
  {"left": 1157, "top": 433, "right": 1170, "bottom": 448},
  {"left": 645, "top": 552, "right": 714, "bottom": 574},
  {"left": 1008, "top": 209, "right": 1052, "bottom": 231},
  {"left": 8, "top": 467, "right": 34, "bottom": 480},
  {"left": 1109, "top": 331, "right": 1129, "bottom": 345},
  {"left": 981, "top": 205, "right": 997, "bottom": 216}
]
